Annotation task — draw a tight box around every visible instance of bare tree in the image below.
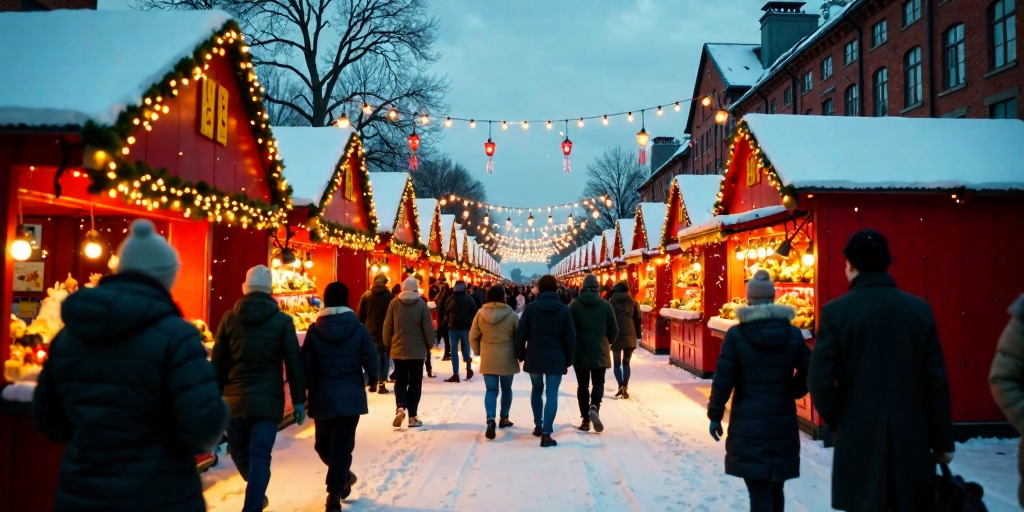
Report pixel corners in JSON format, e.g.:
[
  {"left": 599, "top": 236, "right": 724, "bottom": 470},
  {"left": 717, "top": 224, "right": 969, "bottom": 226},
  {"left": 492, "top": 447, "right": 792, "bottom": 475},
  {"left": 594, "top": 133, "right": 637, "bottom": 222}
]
[
  {"left": 580, "top": 145, "right": 647, "bottom": 233},
  {"left": 135, "top": 0, "right": 450, "bottom": 172},
  {"left": 410, "top": 154, "right": 487, "bottom": 206}
]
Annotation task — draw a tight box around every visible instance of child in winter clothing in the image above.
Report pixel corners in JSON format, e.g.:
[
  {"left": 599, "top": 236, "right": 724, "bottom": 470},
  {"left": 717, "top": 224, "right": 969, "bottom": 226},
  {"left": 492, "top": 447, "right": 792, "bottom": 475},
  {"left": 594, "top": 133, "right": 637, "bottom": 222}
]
[
  {"left": 470, "top": 285, "right": 520, "bottom": 439},
  {"left": 990, "top": 294, "right": 1024, "bottom": 507},
  {"left": 383, "top": 278, "right": 435, "bottom": 428}
]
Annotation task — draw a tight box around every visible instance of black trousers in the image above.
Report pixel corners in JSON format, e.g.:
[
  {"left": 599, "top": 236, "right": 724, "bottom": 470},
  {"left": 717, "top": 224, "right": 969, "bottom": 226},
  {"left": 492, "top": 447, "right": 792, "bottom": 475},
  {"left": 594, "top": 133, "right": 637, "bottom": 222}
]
[
  {"left": 743, "top": 479, "right": 784, "bottom": 512},
  {"left": 393, "top": 359, "right": 424, "bottom": 417},
  {"left": 574, "top": 367, "right": 605, "bottom": 418},
  {"left": 314, "top": 416, "right": 360, "bottom": 494}
]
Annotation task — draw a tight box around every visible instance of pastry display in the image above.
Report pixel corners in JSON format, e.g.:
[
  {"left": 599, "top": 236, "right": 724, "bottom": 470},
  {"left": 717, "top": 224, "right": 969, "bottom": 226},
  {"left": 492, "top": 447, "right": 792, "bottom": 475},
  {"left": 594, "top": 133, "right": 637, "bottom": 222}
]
[
  {"left": 279, "top": 297, "right": 320, "bottom": 332},
  {"left": 669, "top": 289, "right": 701, "bottom": 312}
]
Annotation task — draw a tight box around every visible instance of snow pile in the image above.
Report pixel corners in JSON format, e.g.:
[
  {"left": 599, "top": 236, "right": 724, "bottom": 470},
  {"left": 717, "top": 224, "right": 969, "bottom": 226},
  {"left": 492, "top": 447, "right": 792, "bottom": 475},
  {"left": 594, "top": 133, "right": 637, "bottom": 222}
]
[
  {"left": 678, "top": 205, "right": 788, "bottom": 240},
  {"left": 0, "top": 10, "right": 232, "bottom": 127},
  {"left": 639, "top": 202, "right": 669, "bottom": 251},
  {"left": 706, "top": 43, "right": 764, "bottom": 87},
  {"left": 275, "top": 127, "right": 356, "bottom": 207},
  {"left": 367, "top": 172, "right": 412, "bottom": 233},
  {"left": 743, "top": 115, "right": 1024, "bottom": 191},
  {"left": 674, "top": 175, "right": 724, "bottom": 227},
  {"left": 416, "top": 199, "right": 437, "bottom": 248}
]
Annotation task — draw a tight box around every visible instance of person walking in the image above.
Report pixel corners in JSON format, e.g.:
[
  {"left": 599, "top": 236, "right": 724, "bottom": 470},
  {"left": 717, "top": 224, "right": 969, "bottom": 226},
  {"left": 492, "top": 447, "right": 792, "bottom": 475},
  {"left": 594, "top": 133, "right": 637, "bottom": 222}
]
[
  {"left": 212, "top": 264, "right": 306, "bottom": 512},
  {"left": 569, "top": 274, "right": 618, "bottom": 433},
  {"left": 990, "top": 293, "right": 1024, "bottom": 507},
  {"left": 607, "top": 281, "right": 642, "bottom": 399},
  {"left": 470, "top": 285, "right": 521, "bottom": 440},
  {"left": 706, "top": 270, "right": 811, "bottom": 512},
  {"left": 809, "top": 229, "right": 954, "bottom": 512},
  {"left": 300, "top": 282, "right": 378, "bottom": 512},
  {"left": 515, "top": 275, "right": 577, "bottom": 447},
  {"left": 436, "top": 281, "right": 453, "bottom": 361},
  {"left": 444, "top": 280, "right": 479, "bottom": 383},
  {"left": 383, "top": 277, "right": 435, "bottom": 428},
  {"left": 358, "top": 273, "right": 393, "bottom": 394},
  {"left": 32, "top": 219, "right": 227, "bottom": 512}
]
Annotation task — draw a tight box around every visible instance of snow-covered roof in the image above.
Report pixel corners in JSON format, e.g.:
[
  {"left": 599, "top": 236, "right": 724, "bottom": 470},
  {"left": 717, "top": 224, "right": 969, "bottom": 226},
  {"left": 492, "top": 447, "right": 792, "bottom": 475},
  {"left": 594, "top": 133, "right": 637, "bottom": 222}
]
[
  {"left": 638, "top": 203, "right": 668, "bottom": 251},
  {"left": 744, "top": 115, "right": 1024, "bottom": 191},
  {"left": 616, "top": 219, "right": 635, "bottom": 256},
  {"left": 0, "top": 10, "right": 233, "bottom": 127},
  {"left": 416, "top": 199, "right": 437, "bottom": 248},
  {"left": 602, "top": 229, "right": 616, "bottom": 262},
  {"left": 455, "top": 229, "right": 466, "bottom": 258},
  {"left": 275, "top": 127, "right": 356, "bottom": 207},
  {"left": 706, "top": 43, "right": 764, "bottom": 88},
  {"left": 673, "top": 175, "right": 724, "bottom": 227},
  {"left": 368, "top": 172, "right": 412, "bottom": 233},
  {"left": 440, "top": 214, "right": 456, "bottom": 254},
  {"left": 678, "top": 205, "right": 788, "bottom": 240}
]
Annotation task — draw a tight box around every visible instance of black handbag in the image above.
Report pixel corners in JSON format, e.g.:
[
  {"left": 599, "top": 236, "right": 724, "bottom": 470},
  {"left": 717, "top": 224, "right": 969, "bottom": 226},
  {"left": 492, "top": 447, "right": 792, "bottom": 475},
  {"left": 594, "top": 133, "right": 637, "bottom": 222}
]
[{"left": 934, "top": 462, "right": 987, "bottom": 512}]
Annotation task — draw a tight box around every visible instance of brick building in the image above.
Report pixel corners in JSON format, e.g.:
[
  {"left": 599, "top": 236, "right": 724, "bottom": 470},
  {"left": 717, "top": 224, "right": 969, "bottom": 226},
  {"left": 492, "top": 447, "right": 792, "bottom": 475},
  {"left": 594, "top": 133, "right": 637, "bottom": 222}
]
[{"left": 0, "top": 0, "right": 95, "bottom": 11}]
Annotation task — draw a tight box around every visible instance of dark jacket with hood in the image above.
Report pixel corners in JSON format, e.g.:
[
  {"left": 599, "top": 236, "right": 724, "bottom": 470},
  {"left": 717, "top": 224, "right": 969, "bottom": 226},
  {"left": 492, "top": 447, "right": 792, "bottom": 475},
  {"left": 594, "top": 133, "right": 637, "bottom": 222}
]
[
  {"left": 446, "top": 290, "right": 479, "bottom": 331},
  {"left": 569, "top": 288, "right": 617, "bottom": 368},
  {"left": 383, "top": 291, "right": 435, "bottom": 360},
  {"left": 515, "top": 291, "right": 577, "bottom": 375},
  {"left": 301, "top": 307, "right": 379, "bottom": 418},
  {"left": 358, "top": 281, "right": 393, "bottom": 341},
  {"left": 435, "top": 284, "right": 452, "bottom": 330},
  {"left": 708, "top": 303, "right": 811, "bottom": 482},
  {"left": 608, "top": 283, "right": 641, "bottom": 350},
  {"left": 212, "top": 292, "right": 306, "bottom": 420},
  {"left": 32, "top": 273, "right": 227, "bottom": 512},
  {"left": 809, "top": 272, "right": 954, "bottom": 512}
]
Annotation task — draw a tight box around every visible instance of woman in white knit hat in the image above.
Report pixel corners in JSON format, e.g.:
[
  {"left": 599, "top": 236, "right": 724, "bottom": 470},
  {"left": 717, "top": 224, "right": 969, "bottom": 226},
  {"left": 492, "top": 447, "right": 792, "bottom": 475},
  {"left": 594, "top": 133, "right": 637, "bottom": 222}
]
[{"left": 382, "top": 277, "right": 435, "bottom": 428}]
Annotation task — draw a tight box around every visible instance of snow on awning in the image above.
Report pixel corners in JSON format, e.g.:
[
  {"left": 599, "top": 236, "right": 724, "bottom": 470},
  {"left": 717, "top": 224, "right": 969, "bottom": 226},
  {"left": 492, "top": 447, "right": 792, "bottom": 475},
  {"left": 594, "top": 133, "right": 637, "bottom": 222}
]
[
  {"left": 743, "top": 114, "right": 1024, "bottom": 191},
  {"left": 368, "top": 172, "right": 412, "bottom": 233},
  {"left": 678, "top": 205, "right": 788, "bottom": 240},
  {"left": 673, "top": 175, "right": 723, "bottom": 227},
  {"left": 275, "top": 127, "right": 356, "bottom": 207},
  {"left": 0, "top": 10, "right": 233, "bottom": 127},
  {"left": 416, "top": 198, "right": 437, "bottom": 248}
]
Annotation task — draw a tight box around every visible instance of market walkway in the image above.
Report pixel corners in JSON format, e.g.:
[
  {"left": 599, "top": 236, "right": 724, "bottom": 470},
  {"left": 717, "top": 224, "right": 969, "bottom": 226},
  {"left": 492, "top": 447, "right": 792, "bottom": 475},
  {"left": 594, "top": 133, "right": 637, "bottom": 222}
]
[{"left": 201, "top": 349, "right": 1019, "bottom": 512}]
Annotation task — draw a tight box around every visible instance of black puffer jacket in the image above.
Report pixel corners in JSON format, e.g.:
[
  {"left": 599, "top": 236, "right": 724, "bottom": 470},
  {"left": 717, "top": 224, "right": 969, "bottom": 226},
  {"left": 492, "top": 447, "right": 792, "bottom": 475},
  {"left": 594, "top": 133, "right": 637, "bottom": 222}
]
[
  {"left": 301, "top": 307, "right": 379, "bottom": 418},
  {"left": 608, "top": 283, "right": 641, "bottom": 350},
  {"left": 32, "top": 273, "right": 227, "bottom": 512},
  {"left": 212, "top": 293, "right": 306, "bottom": 420},
  {"left": 708, "top": 304, "right": 812, "bottom": 482},
  {"left": 446, "top": 291, "right": 479, "bottom": 330},
  {"left": 358, "top": 283, "right": 393, "bottom": 341},
  {"left": 515, "top": 291, "right": 577, "bottom": 375}
]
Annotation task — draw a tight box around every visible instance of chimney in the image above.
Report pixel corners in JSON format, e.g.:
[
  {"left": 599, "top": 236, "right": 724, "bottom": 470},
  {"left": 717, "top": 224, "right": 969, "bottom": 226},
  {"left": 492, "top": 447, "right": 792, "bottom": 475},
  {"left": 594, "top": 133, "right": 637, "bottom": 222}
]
[
  {"left": 759, "top": 2, "right": 820, "bottom": 69},
  {"left": 820, "top": 0, "right": 850, "bottom": 22},
  {"left": 650, "top": 137, "right": 681, "bottom": 174}
]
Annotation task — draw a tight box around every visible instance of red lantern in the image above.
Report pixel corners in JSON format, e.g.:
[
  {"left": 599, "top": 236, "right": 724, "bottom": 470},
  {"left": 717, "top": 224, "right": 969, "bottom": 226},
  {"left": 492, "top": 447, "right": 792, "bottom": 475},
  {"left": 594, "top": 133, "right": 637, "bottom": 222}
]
[
  {"left": 484, "top": 137, "right": 496, "bottom": 174},
  {"left": 407, "top": 130, "right": 421, "bottom": 171},
  {"left": 561, "top": 137, "right": 573, "bottom": 173}
]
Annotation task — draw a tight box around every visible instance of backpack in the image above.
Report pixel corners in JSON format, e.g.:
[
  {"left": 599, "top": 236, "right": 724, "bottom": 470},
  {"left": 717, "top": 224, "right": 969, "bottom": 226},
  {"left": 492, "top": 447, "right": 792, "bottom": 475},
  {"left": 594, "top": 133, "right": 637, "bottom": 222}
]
[{"left": 934, "top": 462, "right": 987, "bottom": 512}]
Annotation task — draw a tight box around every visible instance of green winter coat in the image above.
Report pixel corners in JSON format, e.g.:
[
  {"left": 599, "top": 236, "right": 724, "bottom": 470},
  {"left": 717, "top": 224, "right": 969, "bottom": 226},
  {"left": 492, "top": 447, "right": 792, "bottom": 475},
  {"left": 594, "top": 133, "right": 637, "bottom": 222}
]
[
  {"left": 470, "top": 302, "right": 521, "bottom": 376},
  {"left": 569, "top": 288, "right": 618, "bottom": 369},
  {"left": 212, "top": 292, "right": 306, "bottom": 420},
  {"left": 990, "top": 294, "right": 1024, "bottom": 507},
  {"left": 383, "top": 291, "right": 435, "bottom": 360}
]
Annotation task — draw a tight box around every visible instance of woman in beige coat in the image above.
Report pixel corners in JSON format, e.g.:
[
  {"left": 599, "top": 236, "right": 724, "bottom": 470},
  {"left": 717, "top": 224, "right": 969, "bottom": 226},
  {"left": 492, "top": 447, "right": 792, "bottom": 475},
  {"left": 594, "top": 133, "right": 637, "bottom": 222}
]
[
  {"left": 470, "top": 285, "right": 520, "bottom": 440},
  {"left": 990, "top": 294, "right": 1024, "bottom": 507}
]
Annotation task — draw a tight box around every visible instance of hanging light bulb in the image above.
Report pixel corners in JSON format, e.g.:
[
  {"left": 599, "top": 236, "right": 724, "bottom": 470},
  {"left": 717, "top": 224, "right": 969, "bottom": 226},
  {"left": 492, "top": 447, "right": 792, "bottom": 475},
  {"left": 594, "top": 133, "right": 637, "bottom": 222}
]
[
  {"left": 444, "top": 117, "right": 452, "bottom": 127},
  {"left": 273, "top": 257, "right": 283, "bottom": 268},
  {"left": 304, "top": 254, "right": 314, "bottom": 269},
  {"left": 675, "top": 101, "right": 682, "bottom": 111},
  {"left": 527, "top": 212, "right": 535, "bottom": 226},
  {"left": 387, "top": 108, "right": 399, "bottom": 121},
  {"left": 362, "top": 102, "right": 372, "bottom": 115},
  {"left": 692, "top": 261, "right": 702, "bottom": 272},
  {"left": 715, "top": 110, "right": 729, "bottom": 124},
  {"left": 547, "top": 214, "right": 553, "bottom": 224},
  {"left": 371, "top": 264, "right": 380, "bottom": 274},
  {"left": 602, "top": 115, "right": 609, "bottom": 125},
  {"left": 605, "top": 198, "right": 613, "bottom": 208},
  {"left": 334, "top": 113, "right": 350, "bottom": 128},
  {"left": 546, "top": 120, "right": 553, "bottom": 130},
  {"left": 627, "top": 112, "right": 634, "bottom": 122},
  {"left": 501, "top": 121, "right": 508, "bottom": 130},
  {"left": 577, "top": 118, "right": 584, "bottom": 128},
  {"left": 420, "top": 114, "right": 430, "bottom": 125},
  {"left": 9, "top": 225, "right": 34, "bottom": 261},
  {"left": 657, "top": 106, "right": 664, "bottom": 116},
  {"left": 521, "top": 120, "right": 529, "bottom": 130},
  {"left": 83, "top": 230, "right": 103, "bottom": 259},
  {"left": 592, "top": 210, "right": 600, "bottom": 219},
  {"left": 802, "top": 242, "right": 816, "bottom": 266},
  {"left": 470, "top": 119, "right": 476, "bottom": 128},
  {"left": 747, "top": 248, "right": 757, "bottom": 260},
  {"left": 381, "top": 264, "right": 390, "bottom": 274},
  {"left": 756, "top": 246, "right": 767, "bottom": 259},
  {"left": 702, "top": 96, "right": 712, "bottom": 107},
  {"left": 463, "top": 209, "right": 470, "bottom": 219},
  {"left": 735, "top": 246, "right": 745, "bottom": 260},
  {"left": 566, "top": 213, "right": 574, "bottom": 227},
  {"left": 483, "top": 211, "right": 490, "bottom": 225}
]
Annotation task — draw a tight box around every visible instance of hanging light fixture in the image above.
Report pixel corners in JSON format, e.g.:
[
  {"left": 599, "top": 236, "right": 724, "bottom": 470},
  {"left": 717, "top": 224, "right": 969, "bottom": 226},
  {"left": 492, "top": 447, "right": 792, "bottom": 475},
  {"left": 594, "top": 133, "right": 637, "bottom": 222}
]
[
  {"left": 362, "top": 102, "right": 372, "bottom": 115},
  {"left": 561, "top": 120, "right": 573, "bottom": 173},
  {"left": 334, "top": 113, "right": 350, "bottom": 128},
  {"left": 735, "top": 245, "right": 745, "bottom": 260},
  {"left": 802, "top": 241, "right": 816, "bottom": 266},
  {"left": 281, "top": 247, "right": 298, "bottom": 267},
  {"left": 591, "top": 210, "right": 600, "bottom": 219},
  {"left": 9, "top": 199, "right": 34, "bottom": 262},
  {"left": 674, "top": 101, "right": 682, "bottom": 112},
  {"left": 407, "top": 128, "right": 421, "bottom": 171},
  {"left": 527, "top": 212, "right": 534, "bottom": 226},
  {"left": 715, "top": 110, "right": 730, "bottom": 124},
  {"left": 463, "top": 209, "right": 470, "bottom": 219},
  {"left": 702, "top": 96, "right": 712, "bottom": 107},
  {"left": 505, "top": 216, "right": 512, "bottom": 230},
  {"left": 566, "top": 213, "right": 574, "bottom": 227},
  {"left": 387, "top": 107, "right": 399, "bottom": 121},
  {"left": 547, "top": 214, "right": 554, "bottom": 225},
  {"left": 420, "top": 114, "right": 430, "bottom": 126},
  {"left": 484, "top": 122, "right": 496, "bottom": 174},
  {"left": 636, "top": 110, "right": 650, "bottom": 164},
  {"left": 304, "top": 253, "right": 314, "bottom": 269},
  {"left": 483, "top": 210, "right": 490, "bottom": 226},
  {"left": 657, "top": 106, "right": 664, "bottom": 116},
  {"left": 469, "top": 119, "right": 476, "bottom": 129},
  {"left": 627, "top": 112, "right": 634, "bottom": 122},
  {"left": 83, "top": 204, "right": 103, "bottom": 259},
  {"left": 756, "top": 246, "right": 767, "bottom": 259}
]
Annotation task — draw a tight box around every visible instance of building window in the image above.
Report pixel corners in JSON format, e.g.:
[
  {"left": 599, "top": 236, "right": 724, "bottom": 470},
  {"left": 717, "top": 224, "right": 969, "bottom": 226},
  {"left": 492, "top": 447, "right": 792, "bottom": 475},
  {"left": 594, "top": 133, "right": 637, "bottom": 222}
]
[
  {"left": 821, "top": 56, "right": 834, "bottom": 80},
  {"left": 845, "top": 85, "right": 859, "bottom": 115},
  {"left": 803, "top": 71, "right": 813, "bottom": 93},
  {"left": 770, "top": 98, "right": 777, "bottom": 114},
  {"left": 805, "top": 108, "right": 813, "bottom": 115},
  {"left": 822, "top": 98, "right": 835, "bottom": 115},
  {"left": 844, "top": 40, "right": 858, "bottom": 65},
  {"left": 991, "top": 0, "right": 1017, "bottom": 68},
  {"left": 872, "top": 19, "right": 888, "bottom": 47},
  {"left": 990, "top": 97, "right": 1018, "bottom": 118},
  {"left": 903, "top": 0, "right": 922, "bottom": 26},
  {"left": 905, "top": 47, "right": 923, "bottom": 106},
  {"left": 874, "top": 68, "right": 889, "bottom": 116},
  {"left": 783, "top": 87, "right": 793, "bottom": 106},
  {"left": 944, "top": 24, "right": 966, "bottom": 89}
]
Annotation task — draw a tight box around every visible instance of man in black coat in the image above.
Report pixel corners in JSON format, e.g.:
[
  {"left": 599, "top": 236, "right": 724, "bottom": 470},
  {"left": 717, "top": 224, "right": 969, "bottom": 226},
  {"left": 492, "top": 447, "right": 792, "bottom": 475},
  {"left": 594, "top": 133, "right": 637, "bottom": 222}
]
[
  {"left": 515, "top": 275, "right": 577, "bottom": 447},
  {"left": 444, "top": 281, "right": 479, "bottom": 382},
  {"left": 809, "top": 229, "right": 955, "bottom": 512},
  {"left": 358, "top": 273, "right": 393, "bottom": 394},
  {"left": 435, "top": 281, "right": 453, "bottom": 360}
]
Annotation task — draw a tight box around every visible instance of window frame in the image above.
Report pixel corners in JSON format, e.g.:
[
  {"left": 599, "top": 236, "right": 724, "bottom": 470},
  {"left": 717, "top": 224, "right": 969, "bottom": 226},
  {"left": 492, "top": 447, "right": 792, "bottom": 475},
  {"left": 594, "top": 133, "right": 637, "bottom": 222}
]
[
  {"left": 803, "top": 71, "right": 814, "bottom": 93},
  {"left": 822, "top": 98, "right": 835, "bottom": 115},
  {"left": 770, "top": 98, "right": 777, "bottom": 114},
  {"left": 804, "top": 108, "right": 813, "bottom": 115},
  {"left": 944, "top": 23, "right": 967, "bottom": 89},
  {"left": 989, "top": 97, "right": 1018, "bottom": 118},
  {"left": 905, "top": 47, "right": 924, "bottom": 107},
  {"left": 783, "top": 87, "right": 793, "bottom": 106},
  {"left": 872, "top": 19, "right": 888, "bottom": 48},
  {"left": 845, "top": 84, "right": 859, "bottom": 116},
  {"left": 844, "top": 40, "right": 859, "bottom": 66},
  {"left": 903, "top": 0, "right": 922, "bottom": 27},
  {"left": 821, "top": 56, "right": 834, "bottom": 81},
  {"left": 990, "top": 0, "right": 1017, "bottom": 69},
  {"left": 874, "top": 67, "right": 889, "bottom": 116}
]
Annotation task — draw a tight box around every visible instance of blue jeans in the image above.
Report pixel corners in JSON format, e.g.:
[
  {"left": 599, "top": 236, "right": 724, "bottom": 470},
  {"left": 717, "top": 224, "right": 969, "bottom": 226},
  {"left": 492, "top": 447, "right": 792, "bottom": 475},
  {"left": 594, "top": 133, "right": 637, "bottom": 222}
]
[
  {"left": 529, "top": 373, "right": 562, "bottom": 435},
  {"left": 449, "top": 329, "right": 471, "bottom": 374},
  {"left": 227, "top": 418, "right": 278, "bottom": 512},
  {"left": 484, "top": 374, "right": 514, "bottom": 420},
  {"left": 612, "top": 348, "right": 634, "bottom": 387}
]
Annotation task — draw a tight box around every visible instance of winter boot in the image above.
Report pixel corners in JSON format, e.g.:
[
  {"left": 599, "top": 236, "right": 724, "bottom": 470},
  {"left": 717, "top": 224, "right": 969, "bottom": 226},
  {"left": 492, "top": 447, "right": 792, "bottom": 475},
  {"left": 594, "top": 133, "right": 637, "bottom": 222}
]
[
  {"left": 389, "top": 372, "right": 397, "bottom": 382},
  {"left": 392, "top": 408, "right": 406, "bottom": 428},
  {"left": 408, "top": 416, "right": 423, "bottom": 428},
  {"left": 614, "top": 387, "right": 623, "bottom": 398},
  {"left": 325, "top": 493, "right": 342, "bottom": 512},
  {"left": 532, "top": 426, "right": 543, "bottom": 437},
  {"left": 444, "top": 374, "right": 460, "bottom": 383},
  {"left": 621, "top": 386, "right": 630, "bottom": 400},
  {"left": 377, "top": 383, "right": 389, "bottom": 394},
  {"left": 466, "top": 367, "right": 474, "bottom": 380},
  {"left": 499, "top": 418, "right": 514, "bottom": 429},
  {"left": 426, "top": 368, "right": 436, "bottom": 378},
  {"left": 578, "top": 418, "right": 591, "bottom": 432},
  {"left": 485, "top": 419, "right": 496, "bottom": 440},
  {"left": 442, "top": 355, "right": 452, "bottom": 361},
  {"left": 540, "top": 434, "right": 558, "bottom": 447},
  {"left": 589, "top": 405, "right": 604, "bottom": 433},
  {"left": 368, "top": 383, "right": 376, "bottom": 392},
  {"left": 340, "top": 471, "right": 357, "bottom": 499}
]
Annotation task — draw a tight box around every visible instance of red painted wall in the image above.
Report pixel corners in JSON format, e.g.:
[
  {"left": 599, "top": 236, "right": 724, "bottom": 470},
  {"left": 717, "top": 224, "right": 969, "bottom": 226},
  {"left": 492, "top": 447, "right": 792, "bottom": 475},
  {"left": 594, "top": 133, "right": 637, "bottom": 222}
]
[
  {"left": 209, "top": 223, "right": 267, "bottom": 327},
  {"left": 720, "top": 137, "right": 784, "bottom": 215},
  {"left": 392, "top": 195, "right": 417, "bottom": 247}
]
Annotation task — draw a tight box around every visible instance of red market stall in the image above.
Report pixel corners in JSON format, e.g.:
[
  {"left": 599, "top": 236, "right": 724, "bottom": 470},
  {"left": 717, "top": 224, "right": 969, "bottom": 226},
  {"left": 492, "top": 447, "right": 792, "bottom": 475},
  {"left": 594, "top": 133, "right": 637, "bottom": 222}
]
[
  {"left": 0, "top": 10, "right": 291, "bottom": 511},
  {"left": 417, "top": 198, "right": 442, "bottom": 320},
  {"left": 626, "top": 203, "right": 670, "bottom": 355},
  {"left": 612, "top": 218, "right": 637, "bottom": 292},
  {"left": 685, "top": 114, "right": 1024, "bottom": 440},
  {"left": 367, "top": 172, "right": 424, "bottom": 290},
  {"left": 439, "top": 214, "right": 458, "bottom": 282}
]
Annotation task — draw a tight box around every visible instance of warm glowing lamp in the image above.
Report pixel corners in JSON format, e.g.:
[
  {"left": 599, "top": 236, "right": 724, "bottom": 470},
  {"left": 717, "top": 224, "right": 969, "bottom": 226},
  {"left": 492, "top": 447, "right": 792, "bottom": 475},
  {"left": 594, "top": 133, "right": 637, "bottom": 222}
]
[{"left": 84, "top": 230, "right": 103, "bottom": 259}]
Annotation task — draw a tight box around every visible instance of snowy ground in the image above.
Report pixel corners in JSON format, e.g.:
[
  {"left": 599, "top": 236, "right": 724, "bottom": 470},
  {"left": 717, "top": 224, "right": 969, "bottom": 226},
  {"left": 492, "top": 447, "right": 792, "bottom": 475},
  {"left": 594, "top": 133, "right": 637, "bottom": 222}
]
[{"left": 202, "top": 349, "right": 1020, "bottom": 512}]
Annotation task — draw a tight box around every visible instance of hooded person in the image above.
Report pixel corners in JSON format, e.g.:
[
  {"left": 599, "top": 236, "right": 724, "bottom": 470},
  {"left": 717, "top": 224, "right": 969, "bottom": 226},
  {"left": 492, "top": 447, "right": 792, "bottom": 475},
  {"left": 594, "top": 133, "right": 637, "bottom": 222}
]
[
  {"left": 470, "top": 285, "right": 521, "bottom": 440},
  {"left": 435, "top": 281, "right": 454, "bottom": 360},
  {"left": 607, "top": 281, "right": 642, "bottom": 399},
  {"left": 568, "top": 274, "right": 618, "bottom": 433},
  {"left": 382, "top": 277, "right": 435, "bottom": 428},
  {"left": 443, "top": 280, "right": 479, "bottom": 383},
  {"left": 358, "top": 273, "right": 394, "bottom": 394},
  {"left": 301, "top": 282, "right": 378, "bottom": 511},
  {"left": 707, "top": 269, "right": 812, "bottom": 512},
  {"left": 990, "top": 294, "right": 1024, "bottom": 507},
  {"left": 212, "top": 264, "right": 307, "bottom": 512},
  {"left": 32, "top": 219, "right": 227, "bottom": 512}
]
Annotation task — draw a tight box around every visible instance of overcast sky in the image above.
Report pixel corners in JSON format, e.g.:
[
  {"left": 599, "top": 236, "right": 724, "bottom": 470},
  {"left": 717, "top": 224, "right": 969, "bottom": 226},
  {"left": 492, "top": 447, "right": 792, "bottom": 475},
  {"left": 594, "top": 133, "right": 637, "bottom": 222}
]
[{"left": 99, "top": 0, "right": 826, "bottom": 277}]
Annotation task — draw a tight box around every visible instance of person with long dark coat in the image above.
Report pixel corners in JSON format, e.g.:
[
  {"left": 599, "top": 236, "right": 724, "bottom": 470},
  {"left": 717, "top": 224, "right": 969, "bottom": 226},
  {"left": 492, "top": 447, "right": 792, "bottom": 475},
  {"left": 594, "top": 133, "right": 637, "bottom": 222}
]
[
  {"left": 301, "top": 282, "right": 379, "bottom": 511},
  {"left": 708, "top": 270, "right": 811, "bottom": 512},
  {"left": 435, "top": 281, "right": 453, "bottom": 360},
  {"left": 607, "top": 281, "right": 642, "bottom": 399},
  {"left": 569, "top": 274, "right": 618, "bottom": 433},
  {"left": 357, "top": 273, "right": 393, "bottom": 394},
  {"left": 809, "top": 229, "right": 955, "bottom": 512}
]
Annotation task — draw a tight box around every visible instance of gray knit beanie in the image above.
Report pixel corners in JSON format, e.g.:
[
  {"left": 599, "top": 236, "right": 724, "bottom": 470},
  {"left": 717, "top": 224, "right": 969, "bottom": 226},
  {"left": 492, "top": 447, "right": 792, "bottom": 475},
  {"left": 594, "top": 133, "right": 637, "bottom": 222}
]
[
  {"left": 746, "top": 269, "right": 776, "bottom": 306},
  {"left": 115, "top": 219, "right": 180, "bottom": 291},
  {"left": 582, "top": 274, "right": 599, "bottom": 290}
]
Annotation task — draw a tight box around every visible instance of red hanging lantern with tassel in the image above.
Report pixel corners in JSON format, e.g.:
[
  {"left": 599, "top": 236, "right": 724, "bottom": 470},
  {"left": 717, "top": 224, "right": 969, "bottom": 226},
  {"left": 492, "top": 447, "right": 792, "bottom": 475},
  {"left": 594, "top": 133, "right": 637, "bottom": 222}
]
[
  {"left": 484, "top": 121, "right": 496, "bottom": 174},
  {"left": 636, "top": 110, "right": 649, "bottom": 165},
  {"left": 407, "top": 129, "right": 421, "bottom": 171},
  {"left": 561, "top": 137, "right": 573, "bottom": 173}
]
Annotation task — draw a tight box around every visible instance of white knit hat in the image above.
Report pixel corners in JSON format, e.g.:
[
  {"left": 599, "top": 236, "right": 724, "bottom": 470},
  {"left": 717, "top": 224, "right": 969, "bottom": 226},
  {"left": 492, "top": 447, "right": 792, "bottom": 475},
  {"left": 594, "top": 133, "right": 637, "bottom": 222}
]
[
  {"left": 402, "top": 276, "right": 419, "bottom": 293},
  {"left": 243, "top": 265, "right": 273, "bottom": 295},
  {"left": 115, "top": 219, "right": 180, "bottom": 290}
]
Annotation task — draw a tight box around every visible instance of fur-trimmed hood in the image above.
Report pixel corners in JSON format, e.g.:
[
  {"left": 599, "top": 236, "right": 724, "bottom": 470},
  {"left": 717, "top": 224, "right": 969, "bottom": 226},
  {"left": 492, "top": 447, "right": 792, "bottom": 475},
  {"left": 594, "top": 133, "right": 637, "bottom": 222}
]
[
  {"left": 733, "top": 304, "right": 797, "bottom": 350},
  {"left": 735, "top": 304, "right": 796, "bottom": 323}
]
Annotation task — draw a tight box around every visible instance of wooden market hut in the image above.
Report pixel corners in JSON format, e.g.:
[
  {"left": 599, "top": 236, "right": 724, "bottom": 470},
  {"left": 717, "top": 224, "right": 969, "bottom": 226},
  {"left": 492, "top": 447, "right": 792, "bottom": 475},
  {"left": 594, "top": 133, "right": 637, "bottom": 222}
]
[
  {"left": 367, "top": 172, "right": 423, "bottom": 287},
  {"left": 627, "top": 202, "right": 670, "bottom": 354}
]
